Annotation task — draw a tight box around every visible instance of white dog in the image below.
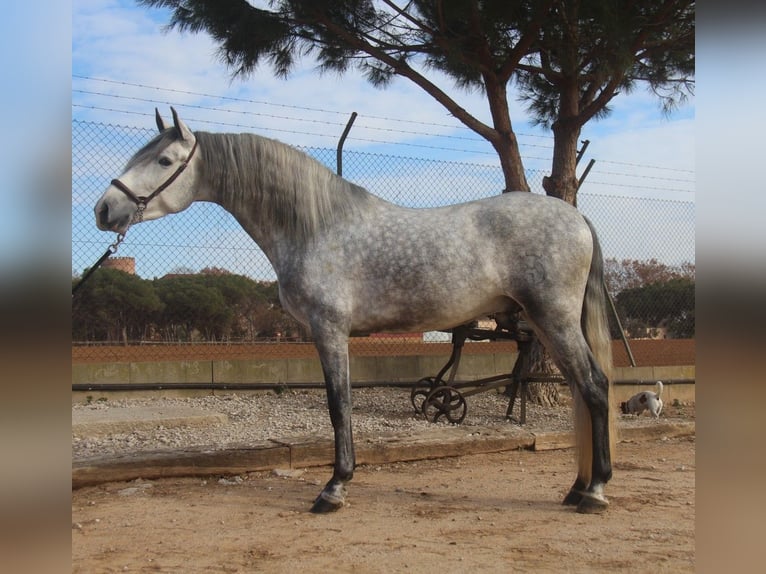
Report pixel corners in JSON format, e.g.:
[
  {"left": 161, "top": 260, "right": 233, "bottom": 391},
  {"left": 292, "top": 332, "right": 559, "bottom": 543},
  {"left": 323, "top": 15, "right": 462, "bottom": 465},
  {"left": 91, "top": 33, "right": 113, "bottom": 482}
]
[{"left": 620, "top": 381, "right": 664, "bottom": 418}]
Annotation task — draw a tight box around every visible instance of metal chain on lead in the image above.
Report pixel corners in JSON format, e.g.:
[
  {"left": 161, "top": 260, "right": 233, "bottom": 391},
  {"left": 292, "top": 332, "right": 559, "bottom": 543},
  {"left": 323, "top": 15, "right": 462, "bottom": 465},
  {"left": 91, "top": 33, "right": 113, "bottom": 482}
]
[
  {"left": 108, "top": 232, "right": 125, "bottom": 254},
  {"left": 106, "top": 203, "right": 143, "bottom": 254},
  {"left": 106, "top": 204, "right": 142, "bottom": 254}
]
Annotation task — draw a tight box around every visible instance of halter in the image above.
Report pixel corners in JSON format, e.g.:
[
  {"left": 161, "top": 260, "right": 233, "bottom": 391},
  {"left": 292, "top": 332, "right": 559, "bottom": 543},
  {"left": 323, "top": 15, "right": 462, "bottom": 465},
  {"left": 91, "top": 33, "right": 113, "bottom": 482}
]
[{"left": 110, "top": 138, "right": 198, "bottom": 224}]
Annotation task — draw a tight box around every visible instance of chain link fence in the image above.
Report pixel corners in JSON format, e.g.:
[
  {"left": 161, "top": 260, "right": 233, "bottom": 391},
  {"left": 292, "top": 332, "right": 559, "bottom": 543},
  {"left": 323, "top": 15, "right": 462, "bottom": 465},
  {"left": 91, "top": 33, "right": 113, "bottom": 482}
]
[{"left": 72, "top": 120, "right": 694, "bottom": 362}]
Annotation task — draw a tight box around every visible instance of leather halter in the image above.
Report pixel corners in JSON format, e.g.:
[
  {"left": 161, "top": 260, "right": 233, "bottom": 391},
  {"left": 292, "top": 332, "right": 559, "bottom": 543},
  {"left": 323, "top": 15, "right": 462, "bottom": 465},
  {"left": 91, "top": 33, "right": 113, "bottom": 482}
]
[{"left": 110, "top": 138, "right": 198, "bottom": 213}]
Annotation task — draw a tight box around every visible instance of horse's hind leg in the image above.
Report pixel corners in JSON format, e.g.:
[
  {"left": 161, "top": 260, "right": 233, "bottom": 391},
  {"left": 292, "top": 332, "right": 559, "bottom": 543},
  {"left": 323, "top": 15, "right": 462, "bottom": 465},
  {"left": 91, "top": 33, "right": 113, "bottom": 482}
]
[
  {"left": 531, "top": 318, "right": 612, "bottom": 513},
  {"left": 564, "top": 350, "right": 612, "bottom": 513},
  {"left": 561, "top": 381, "right": 613, "bottom": 513},
  {"left": 561, "top": 385, "right": 592, "bottom": 506}
]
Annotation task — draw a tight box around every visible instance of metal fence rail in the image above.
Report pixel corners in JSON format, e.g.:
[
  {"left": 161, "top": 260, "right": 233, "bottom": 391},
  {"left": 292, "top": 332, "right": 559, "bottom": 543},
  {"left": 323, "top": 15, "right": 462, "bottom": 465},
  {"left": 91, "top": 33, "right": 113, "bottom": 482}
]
[{"left": 72, "top": 120, "right": 694, "bottom": 360}]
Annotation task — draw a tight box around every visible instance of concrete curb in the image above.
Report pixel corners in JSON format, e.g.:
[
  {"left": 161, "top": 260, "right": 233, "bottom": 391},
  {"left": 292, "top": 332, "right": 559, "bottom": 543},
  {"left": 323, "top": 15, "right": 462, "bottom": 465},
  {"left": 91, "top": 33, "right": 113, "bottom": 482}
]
[{"left": 72, "top": 421, "right": 694, "bottom": 489}]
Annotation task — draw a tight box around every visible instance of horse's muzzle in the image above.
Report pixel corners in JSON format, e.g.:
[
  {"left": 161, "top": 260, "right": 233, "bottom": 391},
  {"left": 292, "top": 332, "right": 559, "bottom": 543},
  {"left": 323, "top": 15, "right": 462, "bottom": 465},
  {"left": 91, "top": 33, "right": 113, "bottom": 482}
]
[{"left": 95, "top": 198, "right": 131, "bottom": 233}]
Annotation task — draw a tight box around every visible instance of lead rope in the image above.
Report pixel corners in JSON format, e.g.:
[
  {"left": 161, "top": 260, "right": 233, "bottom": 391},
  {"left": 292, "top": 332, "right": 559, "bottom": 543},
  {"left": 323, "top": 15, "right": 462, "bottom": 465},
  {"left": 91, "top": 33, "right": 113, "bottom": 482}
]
[
  {"left": 71, "top": 233, "right": 125, "bottom": 296},
  {"left": 71, "top": 205, "right": 144, "bottom": 297}
]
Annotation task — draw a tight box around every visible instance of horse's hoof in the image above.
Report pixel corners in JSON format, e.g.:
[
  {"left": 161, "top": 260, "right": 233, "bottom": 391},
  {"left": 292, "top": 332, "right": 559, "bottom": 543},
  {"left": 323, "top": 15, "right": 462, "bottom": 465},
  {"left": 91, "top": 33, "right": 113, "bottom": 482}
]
[
  {"left": 310, "top": 494, "right": 345, "bottom": 514},
  {"left": 562, "top": 489, "right": 583, "bottom": 506},
  {"left": 576, "top": 494, "right": 609, "bottom": 514}
]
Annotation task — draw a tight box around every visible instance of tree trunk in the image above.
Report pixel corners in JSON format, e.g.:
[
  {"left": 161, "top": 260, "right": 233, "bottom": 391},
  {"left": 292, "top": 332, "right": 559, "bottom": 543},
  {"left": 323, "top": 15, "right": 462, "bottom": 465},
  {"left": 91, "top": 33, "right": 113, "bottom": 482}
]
[
  {"left": 492, "top": 132, "right": 530, "bottom": 193},
  {"left": 543, "top": 76, "right": 583, "bottom": 203},
  {"left": 523, "top": 336, "right": 561, "bottom": 406},
  {"left": 484, "top": 78, "right": 530, "bottom": 193},
  {"left": 542, "top": 118, "right": 582, "bottom": 205}
]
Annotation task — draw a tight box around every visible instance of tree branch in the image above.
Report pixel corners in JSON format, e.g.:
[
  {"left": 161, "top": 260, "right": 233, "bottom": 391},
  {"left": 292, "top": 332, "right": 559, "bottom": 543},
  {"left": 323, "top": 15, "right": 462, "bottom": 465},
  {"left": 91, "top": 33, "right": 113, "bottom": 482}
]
[
  {"left": 310, "top": 10, "right": 498, "bottom": 142},
  {"left": 380, "top": 0, "right": 435, "bottom": 36},
  {"left": 577, "top": 74, "right": 624, "bottom": 126},
  {"left": 497, "top": 0, "right": 555, "bottom": 82}
]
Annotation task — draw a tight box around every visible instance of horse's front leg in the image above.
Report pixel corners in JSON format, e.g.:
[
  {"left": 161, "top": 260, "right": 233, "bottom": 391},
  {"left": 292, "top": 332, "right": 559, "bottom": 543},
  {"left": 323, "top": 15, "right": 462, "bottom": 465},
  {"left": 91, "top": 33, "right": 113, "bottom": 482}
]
[{"left": 310, "top": 329, "right": 355, "bottom": 513}]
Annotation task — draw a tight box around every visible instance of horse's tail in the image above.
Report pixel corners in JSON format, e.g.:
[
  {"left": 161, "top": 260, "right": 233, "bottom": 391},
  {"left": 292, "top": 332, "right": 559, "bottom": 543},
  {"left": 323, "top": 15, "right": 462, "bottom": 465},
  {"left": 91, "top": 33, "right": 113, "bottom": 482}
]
[{"left": 573, "top": 216, "right": 616, "bottom": 484}]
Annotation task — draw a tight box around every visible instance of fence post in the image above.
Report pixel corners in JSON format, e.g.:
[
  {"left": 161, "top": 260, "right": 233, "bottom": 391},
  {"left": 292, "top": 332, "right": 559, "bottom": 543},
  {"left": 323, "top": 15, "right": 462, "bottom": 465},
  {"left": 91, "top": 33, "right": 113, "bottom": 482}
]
[
  {"left": 336, "top": 112, "right": 358, "bottom": 176},
  {"left": 576, "top": 139, "right": 590, "bottom": 166}
]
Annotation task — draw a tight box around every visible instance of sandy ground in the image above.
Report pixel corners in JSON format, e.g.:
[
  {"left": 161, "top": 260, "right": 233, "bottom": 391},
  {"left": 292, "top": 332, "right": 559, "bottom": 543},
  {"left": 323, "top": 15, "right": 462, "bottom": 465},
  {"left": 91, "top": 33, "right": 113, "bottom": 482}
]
[{"left": 72, "top": 432, "right": 694, "bottom": 573}]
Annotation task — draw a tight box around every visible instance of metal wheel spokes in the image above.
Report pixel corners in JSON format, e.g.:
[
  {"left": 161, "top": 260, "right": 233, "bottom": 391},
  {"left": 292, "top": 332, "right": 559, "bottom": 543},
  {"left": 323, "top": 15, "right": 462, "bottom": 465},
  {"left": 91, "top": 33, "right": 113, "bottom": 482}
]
[
  {"left": 410, "top": 377, "right": 438, "bottom": 413},
  {"left": 423, "top": 386, "right": 467, "bottom": 424}
]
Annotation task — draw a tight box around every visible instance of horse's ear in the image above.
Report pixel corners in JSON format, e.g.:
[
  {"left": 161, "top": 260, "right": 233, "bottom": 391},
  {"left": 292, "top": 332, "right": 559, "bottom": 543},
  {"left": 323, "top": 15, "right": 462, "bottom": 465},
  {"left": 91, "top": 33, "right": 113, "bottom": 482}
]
[
  {"left": 170, "top": 106, "right": 194, "bottom": 141},
  {"left": 155, "top": 108, "right": 166, "bottom": 132}
]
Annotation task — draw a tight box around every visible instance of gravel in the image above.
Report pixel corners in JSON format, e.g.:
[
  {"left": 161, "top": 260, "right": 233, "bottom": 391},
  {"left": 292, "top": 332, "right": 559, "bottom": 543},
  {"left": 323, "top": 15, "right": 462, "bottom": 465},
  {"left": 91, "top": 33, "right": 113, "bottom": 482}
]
[{"left": 72, "top": 387, "right": 693, "bottom": 461}]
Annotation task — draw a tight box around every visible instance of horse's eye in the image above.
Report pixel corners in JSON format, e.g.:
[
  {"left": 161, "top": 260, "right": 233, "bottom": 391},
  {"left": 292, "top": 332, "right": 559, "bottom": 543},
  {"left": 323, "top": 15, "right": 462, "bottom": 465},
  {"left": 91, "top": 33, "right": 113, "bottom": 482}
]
[{"left": 158, "top": 157, "right": 172, "bottom": 167}]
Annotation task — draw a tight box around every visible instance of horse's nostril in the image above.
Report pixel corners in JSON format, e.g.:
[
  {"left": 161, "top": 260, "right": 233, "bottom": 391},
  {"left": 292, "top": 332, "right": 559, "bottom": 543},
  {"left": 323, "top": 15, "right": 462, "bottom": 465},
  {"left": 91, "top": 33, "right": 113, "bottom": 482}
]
[{"left": 98, "top": 203, "right": 110, "bottom": 227}]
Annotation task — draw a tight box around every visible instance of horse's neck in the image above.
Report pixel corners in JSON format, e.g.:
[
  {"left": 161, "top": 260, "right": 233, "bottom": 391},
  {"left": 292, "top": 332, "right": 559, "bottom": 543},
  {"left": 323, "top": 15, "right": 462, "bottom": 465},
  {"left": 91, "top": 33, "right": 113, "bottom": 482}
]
[{"left": 200, "top": 131, "right": 376, "bottom": 261}]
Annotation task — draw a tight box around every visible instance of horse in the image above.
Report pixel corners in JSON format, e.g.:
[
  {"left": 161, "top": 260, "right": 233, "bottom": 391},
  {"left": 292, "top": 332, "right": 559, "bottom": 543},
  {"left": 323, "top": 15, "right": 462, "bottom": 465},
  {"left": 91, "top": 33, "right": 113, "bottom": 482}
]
[{"left": 95, "top": 108, "right": 615, "bottom": 514}]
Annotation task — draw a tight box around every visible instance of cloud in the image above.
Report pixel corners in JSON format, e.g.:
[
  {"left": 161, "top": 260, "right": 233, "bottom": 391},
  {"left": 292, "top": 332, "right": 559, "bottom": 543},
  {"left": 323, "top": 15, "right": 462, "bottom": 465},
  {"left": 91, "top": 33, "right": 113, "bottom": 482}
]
[
  {"left": 72, "top": 0, "right": 694, "bottom": 201},
  {"left": 580, "top": 119, "right": 694, "bottom": 201},
  {"left": 72, "top": 1, "right": 532, "bottom": 150}
]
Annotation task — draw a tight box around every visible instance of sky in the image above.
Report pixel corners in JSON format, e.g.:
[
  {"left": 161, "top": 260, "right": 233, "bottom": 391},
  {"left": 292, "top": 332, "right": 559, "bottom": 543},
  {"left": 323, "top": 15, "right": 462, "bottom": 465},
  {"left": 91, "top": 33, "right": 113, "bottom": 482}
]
[
  {"left": 70, "top": 0, "right": 696, "bottom": 278},
  {"left": 72, "top": 0, "right": 695, "bottom": 196}
]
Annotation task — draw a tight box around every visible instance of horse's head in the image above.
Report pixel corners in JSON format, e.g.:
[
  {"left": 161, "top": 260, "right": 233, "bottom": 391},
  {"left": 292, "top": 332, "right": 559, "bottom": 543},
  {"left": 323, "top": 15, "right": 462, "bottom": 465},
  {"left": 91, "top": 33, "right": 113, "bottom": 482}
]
[{"left": 95, "top": 107, "right": 199, "bottom": 234}]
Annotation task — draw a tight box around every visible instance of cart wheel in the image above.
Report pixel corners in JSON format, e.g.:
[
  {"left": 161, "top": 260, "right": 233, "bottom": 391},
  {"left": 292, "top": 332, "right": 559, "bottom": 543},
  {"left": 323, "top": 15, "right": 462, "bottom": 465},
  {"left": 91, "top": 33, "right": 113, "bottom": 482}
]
[
  {"left": 410, "top": 377, "right": 439, "bottom": 413},
  {"left": 423, "top": 386, "right": 467, "bottom": 424}
]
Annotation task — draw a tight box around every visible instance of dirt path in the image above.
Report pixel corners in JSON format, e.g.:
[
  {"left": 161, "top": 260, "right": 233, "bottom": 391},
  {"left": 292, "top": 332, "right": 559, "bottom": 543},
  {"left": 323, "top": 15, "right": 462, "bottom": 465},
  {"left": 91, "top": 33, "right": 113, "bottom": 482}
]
[{"left": 72, "top": 434, "right": 694, "bottom": 573}]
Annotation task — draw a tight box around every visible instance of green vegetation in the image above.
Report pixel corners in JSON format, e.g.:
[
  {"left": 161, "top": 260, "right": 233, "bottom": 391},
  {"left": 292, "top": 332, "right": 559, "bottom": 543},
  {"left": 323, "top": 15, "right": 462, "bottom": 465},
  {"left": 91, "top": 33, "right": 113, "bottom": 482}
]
[
  {"left": 73, "top": 257, "right": 695, "bottom": 343},
  {"left": 605, "top": 258, "right": 695, "bottom": 339},
  {"left": 72, "top": 268, "right": 305, "bottom": 343}
]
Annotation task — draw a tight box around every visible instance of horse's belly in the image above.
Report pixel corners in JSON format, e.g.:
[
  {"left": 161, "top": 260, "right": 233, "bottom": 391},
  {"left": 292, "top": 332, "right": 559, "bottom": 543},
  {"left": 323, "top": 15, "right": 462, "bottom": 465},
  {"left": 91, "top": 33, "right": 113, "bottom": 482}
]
[{"left": 349, "top": 288, "right": 510, "bottom": 334}]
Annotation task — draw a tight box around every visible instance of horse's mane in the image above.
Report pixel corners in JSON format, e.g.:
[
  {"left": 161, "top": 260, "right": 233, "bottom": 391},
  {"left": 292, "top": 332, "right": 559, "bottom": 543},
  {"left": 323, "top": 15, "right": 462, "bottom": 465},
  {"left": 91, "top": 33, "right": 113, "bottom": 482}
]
[{"left": 194, "top": 131, "right": 376, "bottom": 242}]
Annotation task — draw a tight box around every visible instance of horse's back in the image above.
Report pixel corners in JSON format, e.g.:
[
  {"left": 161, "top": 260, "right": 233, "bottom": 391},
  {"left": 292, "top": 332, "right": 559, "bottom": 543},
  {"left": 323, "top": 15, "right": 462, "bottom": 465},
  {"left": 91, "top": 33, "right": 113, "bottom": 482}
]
[
  {"left": 304, "top": 191, "right": 593, "bottom": 292},
  {"left": 472, "top": 192, "right": 590, "bottom": 238},
  {"left": 420, "top": 192, "right": 594, "bottom": 275}
]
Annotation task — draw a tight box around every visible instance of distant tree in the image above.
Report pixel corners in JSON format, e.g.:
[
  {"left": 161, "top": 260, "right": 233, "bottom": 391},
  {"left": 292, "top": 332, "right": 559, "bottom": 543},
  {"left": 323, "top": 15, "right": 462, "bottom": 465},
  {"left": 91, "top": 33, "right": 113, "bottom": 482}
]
[
  {"left": 72, "top": 269, "right": 163, "bottom": 343},
  {"left": 615, "top": 277, "right": 694, "bottom": 338},
  {"left": 200, "top": 266, "right": 231, "bottom": 275},
  {"left": 167, "top": 265, "right": 197, "bottom": 275},
  {"left": 154, "top": 275, "right": 232, "bottom": 341},
  {"left": 197, "top": 272, "right": 278, "bottom": 339},
  {"left": 605, "top": 258, "right": 695, "bottom": 295},
  {"left": 72, "top": 266, "right": 313, "bottom": 343},
  {"left": 605, "top": 258, "right": 695, "bottom": 339}
]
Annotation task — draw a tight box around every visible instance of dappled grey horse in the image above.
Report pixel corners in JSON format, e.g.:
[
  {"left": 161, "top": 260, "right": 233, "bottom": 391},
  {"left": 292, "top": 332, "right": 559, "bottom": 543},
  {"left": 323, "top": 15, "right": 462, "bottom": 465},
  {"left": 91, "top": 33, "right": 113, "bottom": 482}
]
[{"left": 95, "top": 108, "right": 615, "bottom": 514}]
